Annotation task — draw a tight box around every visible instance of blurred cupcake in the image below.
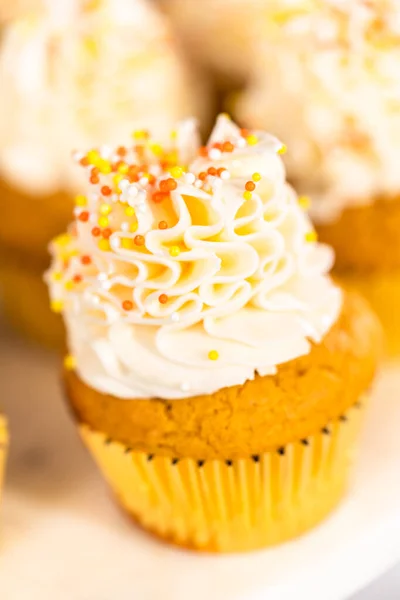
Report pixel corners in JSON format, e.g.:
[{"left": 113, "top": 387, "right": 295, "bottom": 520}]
[
  {"left": 237, "top": 0, "right": 400, "bottom": 354},
  {"left": 0, "top": 413, "right": 8, "bottom": 501},
  {"left": 0, "top": 0, "right": 207, "bottom": 347},
  {"left": 46, "top": 115, "right": 381, "bottom": 552}
]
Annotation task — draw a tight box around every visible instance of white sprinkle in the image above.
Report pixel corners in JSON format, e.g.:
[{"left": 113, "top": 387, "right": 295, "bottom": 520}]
[
  {"left": 119, "top": 179, "right": 130, "bottom": 191},
  {"left": 99, "top": 145, "right": 112, "bottom": 159},
  {"left": 171, "top": 312, "right": 180, "bottom": 323},
  {"left": 181, "top": 382, "right": 191, "bottom": 393},
  {"left": 110, "top": 194, "right": 119, "bottom": 203},
  {"left": 101, "top": 280, "right": 111, "bottom": 290},
  {"left": 236, "top": 138, "right": 246, "bottom": 149},
  {"left": 127, "top": 185, "right": 138, "bottom": 198},
  {"left": 73, "top": 207, "right": 80, "bottom": 217},
  {"left": 121, "top": 221, "right": 130, "bottom": 232},
  {"left": 184, "top": 172, "right": 196, "bottom": 185},
  {"left": 110, "top": 236, "right": 121, "bottom": 250},
  {"left": 220, "top": 170, "right": 231, "bottom": 180},
  {"left": 97, "top": 273, "right": 107, "bottom": 281},
  {"left": 194, "top": 180, "right": 203, "bottom": 188},
  {"left": 209, "top": 148, "right": 222, "bottom": 160},
  {"left": 139, "top": 177, "right": 149, "bottom": 186}
]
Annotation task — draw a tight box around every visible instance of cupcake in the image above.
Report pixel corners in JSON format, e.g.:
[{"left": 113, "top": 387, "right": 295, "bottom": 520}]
[
  {"left": 0, "top": 0, "right": 206, "bottom": 347},
  {"left": 0, "top": 413, "right": 8, "bottom": 501},
  {"left": 237, "top": 0, "right": 400, "bottom": 354},
  {"left": 47, "top": 115, "right": 381, "bottom": 552}
]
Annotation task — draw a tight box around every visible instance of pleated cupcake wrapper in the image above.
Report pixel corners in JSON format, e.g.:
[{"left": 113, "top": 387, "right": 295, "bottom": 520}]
[
  {"left": 80, "top": 398, "right": 366, "bottom": 553},
  {"left": 0, "top": 414, "right": 9, "bottom": 499}
]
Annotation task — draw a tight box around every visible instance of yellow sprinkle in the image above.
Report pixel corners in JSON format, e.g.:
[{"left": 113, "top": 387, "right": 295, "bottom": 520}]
[
  {"left": 98, "top": 239, "right": 111, "bottom": 251},
  {"left": 51, "top": 271, "right": 63, "bottom": 281},
  {"left": 87, "top": 150, "right": 100, "bottom": 165},
  {"left": 63, "top": 354, "right": 76, "bottom": 371},
  {"left": 278, "top": 144, "right": 287, "bottom": 155},
  {"left": 298, "top": 195, "right": 311, "bottom": 210},
  {"left": 64, "top": 281, "right": 74, "bottom": 291},
  {"left": 149, "top": 143, "right": 163, "bottom": 156},
  {"left": 305, "top": 231, "right": 318, "bottom": 243},
  {"left": 121, "top": 238, "right": 134, "bottom": 250},
  {"left": 133, "top": 129, "right": 148, "bottom": 140},
  {"left": 208, "top": 350, "right": 219, "bottom": 361},
  {"left": 169, "top": 166, "right": 184, "bottom": 179},
  {"left": 54, "top": 233, "right": 71, "bottom": 247},
  {"left": 169, "top": 246, "right": 181, "bottom": 257},
  {"left": 252, "top": 172, "right": 262, "bottom": 182},
  {"left": 98, "top": 216, "right": 109, "bottom": 228},
  {"left": 98, "top": 160, "right": 111, "bottom": 175},
  {"left": 83, "top": 37, "right": 98, "bottom": 57},
  {"left": 246, "top": 134, "right": 258, "bottom": 146},
  {"left": 75, "top": 194, "right": 87, "bottom": 207},
  {"left": 100, "top": 203, "right": 112, "bottom": 216},
  {"left": 170, "top": 130, "right": 177, "bottom": 140},
  {"left": 243, "top": 191, "right": 252, "bottom": 201},
  {"left": 50, "top": 299, "right": 64, "bottom": 314},
  {"left": 129, "top": 222, "right": 138, "bottom": 233},
  {"left": 113, "top": 173, "right": 124, "bottom": 186},
  {"left": 125, "top": 206, "right": 135, "bottom": 217},
  {"left": 118, "top": 163, "right": 129, "bottom": 174}
]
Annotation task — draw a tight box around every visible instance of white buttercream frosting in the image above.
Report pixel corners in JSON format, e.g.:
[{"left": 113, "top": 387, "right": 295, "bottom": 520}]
[
  {"left": 0, "top": 0, "right": 202, "bottom": 196},
  {"left": 237, "top": 0, "right": 400, "bottom": 222},
  {"left": 46, "top": 115, "right": 342, "bottom": 399}
]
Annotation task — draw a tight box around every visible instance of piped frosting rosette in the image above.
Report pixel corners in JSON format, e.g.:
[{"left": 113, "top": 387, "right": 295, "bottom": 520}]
[{"left": 46, "top": 115, "right": 342, "bottom": 399}]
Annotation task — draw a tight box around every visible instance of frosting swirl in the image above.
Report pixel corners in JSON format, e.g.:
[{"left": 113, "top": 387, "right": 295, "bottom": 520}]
[
  {"left": 46, "top": 115, "right": 342, "bottom": 399},
  {"left": 237, "top": 0, "right": 400, "bottom": 222},
  {"left": 0, "top": 0, "right": 203, "bottom": 196}
]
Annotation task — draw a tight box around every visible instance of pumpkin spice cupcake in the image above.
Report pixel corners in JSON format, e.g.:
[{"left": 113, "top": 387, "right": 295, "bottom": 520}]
[
  {"left": 47, "top": 115, "right": 381, "bottom": 553},
  {"left": 237, "top": 0, "right": 400, "bottom": 354},
  {"left": 0, "top": 0, "right": 206, "bottom": 347}
]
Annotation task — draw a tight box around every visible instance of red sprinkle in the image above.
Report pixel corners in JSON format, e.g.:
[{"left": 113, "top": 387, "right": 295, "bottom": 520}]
[
  {"left": 122, "top": 300, "right": 133, "bottom": 311},
  {"left": 222, "top": 141, "right": 234, "bottom": 153},
  {"left": 245, "top": 181, "right": 256, "bottom": 191},
  {"left": 207, "top": 167, "right": 218, "bottom": 176},
  {"left": 90, "top": 175, "right": 99, "bottom": 184},
  {"left": 78, "top": 211, "right": 89, "bottom": 222},
  {"left": 81, "top": 255, "right": 92, "bottom": 265},
  {"left": 80, "top": 157, "right": 90, "bottom": 166},
  {"left": 116, "top": 146, "right": 127, "bottom": 157},
  {"left": 199, "top": 146, "right": 209, "bottom": 157},
  {"left": 159, "top": 294, "right": 168, "bottom": 304},
  {"left": 91, "top": 227, "right": 101, "bottom": 237},
  {"left": 240, "top": 128, "right": 249, "bottom": 138},
  {"left": 152, "top": 191, "right": 169, "bottom": 203},
  {"left": 102, "top": 228, "right": 112, "bottom": 239},
  {"left": 101, "top": 185, "right": 112, "bottom": 196},
  {"left": 73, "top": 274, "right": 83, "bottom": 283},
  {"left": 198, "top": 172, "right": 207, "bottom": 181}
]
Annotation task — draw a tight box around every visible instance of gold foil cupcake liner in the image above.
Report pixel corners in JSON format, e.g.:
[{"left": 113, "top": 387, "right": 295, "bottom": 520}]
[
  {"left": 80, "top": 399, "right": 366, "bottom": 553},
  {"left": 0, "top": 414, "right": 9, "bottom": 500}
]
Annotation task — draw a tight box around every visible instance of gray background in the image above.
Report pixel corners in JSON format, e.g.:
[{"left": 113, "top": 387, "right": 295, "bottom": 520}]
[{"left": 353, "top": 565, "right": 400, "bottom": 599}]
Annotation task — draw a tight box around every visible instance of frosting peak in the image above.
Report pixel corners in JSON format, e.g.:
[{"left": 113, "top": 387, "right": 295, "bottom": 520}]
[{"left": 47, "top": 115, "right": 342, "bottom": 399}]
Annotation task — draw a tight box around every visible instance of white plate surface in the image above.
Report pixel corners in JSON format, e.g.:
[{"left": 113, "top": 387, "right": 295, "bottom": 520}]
[{"left": 0, "top": 324, "right": 399, "bottom": 600}]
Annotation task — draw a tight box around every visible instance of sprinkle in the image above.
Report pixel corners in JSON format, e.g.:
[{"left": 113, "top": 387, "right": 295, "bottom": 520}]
[
  {"left": 54, "top": 234, "right": 71, "bottom": 247},
  {"left": 169, "top": 246, "right": 180, "bottom": 257},
  {"left": 184, "top": 172, "right": 196, "bottom": 185},
  {"left": 199, "top": 146, "right": 209, "bottom": 158},
  {"left": 75, "top": 195, "right": 87, "bottom": 207},
  {"left": 245, "top": 181, "right": 256, "bottom": 191},
  {"left": 90, "top": 175, "right": 99, "bottom": 184},
  {"left": 102, "top": 228, "right": 112, "bottom": 239},
  {"left": 220, "top": 169, "right": 231, "bottom": 180},
  {"left": 51, "top": 271, "right": 63, "bottom": 281},
  {"left": 169, "top": 166, "right": 184, "bottom": 179},
  {"left": 149, "top": 143, "right": 163, "bottom": 156},
  {"left": 73, "top": 274, "right": 83, "bottom": 283},
  {"left": 130, "top": 222, "right": 138, "bottom": 233},
  {"left": 240, "top": 128, "right": 249, "bottom": 137},
  {"left": 298, "top": 195, "right": 311, "bottom": 210},
  {"left": 122, "top": 300, "right": 133, "bottom": 311},
  {"left": 118, "top": 163, "right": 129, "bottom": 174},
  {"left": 158, "top": 220, "right": 168, "bottom": 230},
  {"left": 87, "top": 150, "right": 100, "bottom": 165},
  {"left": 116, "top": 146, "right": 127, "bottom": 157},
  {"left": 64, "top": 281, "right": 74, "bottom": 291},
  {"left": 246, "top": 134, "right": 258, "bottom": 146},
  {"left": 278, "top": 144, "right": 287, "bottom": 155},
  {"left": 78, "top": 211, "right": 89, "bottom": 222},
  {"left": 101, "top": 185, "right": 112, "bottom": 196},
  {"left": 167, "top": 178, "right": 178, "bottom": 191},
  {"left": 152, "top": 191, "right": 168, "bottom": 203},
  {"left": 51, "top": 299, "right": 64, "bottom": 313},
  {"left": 305, "top": 231, "right": 318, "bottom": 243},
  {"left": 198, "top": 172, "right": 207, "bottom": 181},
  {"left": 121, "top": 238, "right": 134, "bottom": 249},
  {"left": 208, "top": 350, "right": 219, "bottom": 361},
  {"left": 159, "top": 294, "right": 168, "bottom": 304},
  {"left": 98, "top": 239, "right": 110, "bottom": 251},
  {"left": 98, "top": 216, "right": 109, "bottom": 228},
  {"left": 207, "top": 166, "right": 218, "bottom": 176},
  {"left": 99, "top": 203, "right": 112, "bottom": 216},
  {"left": 133, "top": 130, "right": 149, "bottom": 140},
  {"left": 64, "top": 354, "right": 76, "bottom": 370},
  {"left": 209, "top": 148, "right": 222, "bottom": 160},
  {"left": 79, "top": 156, "right": 90, "bottom": 167},
  {"left": 81, "top": 255, "right": 91, "bottom": 265},
  {"left": 243, "top": 191, "right": 252, "bottom": 201},
  {"left": 222, "top": 141, "right": 234, "bottom": 153},
  {"left": 134, "top": 235, "right": 145, "bottom": 246},
  {"left": 91, "top": 227, "right": 101, "bottom": 237},
  {"left": 252, "top": 172, "right": 262, "bottom": 182},
  {"left": 125, "top": 206, "right": 135, "bottom": 217},
  {"left": 98, "top": 160, "right": 111, "bottom": 175}
]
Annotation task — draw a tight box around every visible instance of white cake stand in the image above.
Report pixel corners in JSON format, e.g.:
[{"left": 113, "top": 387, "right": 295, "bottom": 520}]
[{"left": 0, "top": 324, "right": 399, "bottom": 600}]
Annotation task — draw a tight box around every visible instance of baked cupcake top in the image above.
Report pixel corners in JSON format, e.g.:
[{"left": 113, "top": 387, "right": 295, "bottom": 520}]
[
  {"left": 0, "top": 0, "right": 199, "bottom": 196},
  {"left": 46, "top": 115, "right": 342, "bottom": 399},
  {"left": 237, "top": 0, "right": 400, "bottom": 222}
]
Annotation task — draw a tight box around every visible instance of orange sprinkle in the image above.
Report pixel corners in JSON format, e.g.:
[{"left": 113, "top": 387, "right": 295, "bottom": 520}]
[
  {"left": 217, "top": 167, "right": 226, "bottom": 177},
  {"left": 207, "top": 167, "right": 218, "bottom": 176},
  {"left": 153, "top": 191, "right": 169, "bottom": 203},
  {"left": 212, "top": 142, "right": 223, "bottom": 151},
  {"left": 160, "top": 180, "right": 170, "bottom": 192},
  {"left": 91, "top": 227, "right": 101, "bottom": 237},
  {"left": 101, "top": 185, "right": 112, "bottom": 196},
  {"left": 240, "top": 128, "right": 249, "bottom": 137},
  {"left": 166, "top": 178, "right": 178, "bottom": 191},
  {"left": 134, "top": 235, "right": 145, "bottom": 246},
  {"left": 102, "top": 228, "right": 112, "bottom": 239},
  {"left": 222, "top": 141, "right": 234, "bottom": 153},
  {"left": 81, "top": 255, "right": 91, "bottom": 265},
  {"left": 122, "top": 300, "right": 133, "bottom": 311},
  {"left": 80, "top": 157, "right": 90, "bottom": 167},
  {"left": 78, "top": 211, "right": 89, "bottom": 222},
  {"left": 245, "top": 181, "right": 256, "bottom": 191},
  {"left": 116, "top": 146, "right": 127, "bottom": 157},
  {"left": 90, "top": 175, "right": 99, "bottom": 184},
  {"left": 199, "top": 172, "right": 207, "bottom": 181},
  {"left": 73, "top": 274, "right": 83, "bottom": 283},
  {"left": 158, "top": 220, "right": 168, "bottom": 230},
  {"left": 159, "top": 294, "right": 168, "bottom": 304},
  {"left": 91, "top": 167, "right": 99, "bottom": 176},
  {"left": 199, "top": 146, "right": 209, "bottom": 157}
]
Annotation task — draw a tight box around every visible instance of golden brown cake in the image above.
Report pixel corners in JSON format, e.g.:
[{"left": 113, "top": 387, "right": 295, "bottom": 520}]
[
  {"left": 47, "top": 116, "right": 381, "bottom": 552},
  {"left": 0, "top": 0, "right": 207, "bottom": 346}
]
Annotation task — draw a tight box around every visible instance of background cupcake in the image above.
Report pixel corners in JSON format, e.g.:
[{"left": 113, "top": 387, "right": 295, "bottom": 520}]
[
  {"left": 236, "top": 0, "right": 400, "bottom": 353},
  {"left": 0, "top": 0, "right": 207, "bottom": 347},
  {"left": 46, "top": 115, "right": 381, "bottom": 552},
  {"left": 0, "top": 413, "right": 8, "bottom": 501}
]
